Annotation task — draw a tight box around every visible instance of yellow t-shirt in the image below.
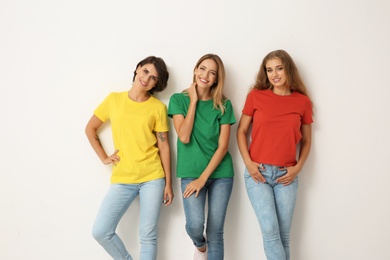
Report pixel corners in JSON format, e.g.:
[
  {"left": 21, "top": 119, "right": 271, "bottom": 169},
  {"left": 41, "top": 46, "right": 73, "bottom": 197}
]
[{"left": 94, "top": 92, "right": 169, "bottom": 184}]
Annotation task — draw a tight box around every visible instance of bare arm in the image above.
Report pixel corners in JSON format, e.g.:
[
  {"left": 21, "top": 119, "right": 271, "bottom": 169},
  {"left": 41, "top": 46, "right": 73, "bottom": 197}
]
[
  {"left": 156, "top": 131, "right": 174, "bottom": 205},
  {"left": 174, "top": 83, "right": 198, "bottom": 144},
  {"left": 85, "top": 115, "right": 120, "bottom": 165},
  {"left": 277, "top": 123, "right": 312, "bottom": 185},
  {"left": 236, "top": 114, "right": 265, "bottom": 183},
  {"left": 182, "top": 124, "right": 231, "bottom": 198}
]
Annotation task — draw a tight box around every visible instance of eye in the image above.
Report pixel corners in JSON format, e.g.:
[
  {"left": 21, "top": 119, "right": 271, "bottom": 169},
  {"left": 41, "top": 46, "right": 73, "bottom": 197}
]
[
  {"left": 266, "top": 69, "right": 272, "bottom": 73},
  {"left": 277, "top": 67, "right": 283, "bottom": 71},
  {"left": 143, "top": 69, "right": 149, "bottom": 74},
  {"left": 151, "top": 76, "right": 158, "bottom": 82}
]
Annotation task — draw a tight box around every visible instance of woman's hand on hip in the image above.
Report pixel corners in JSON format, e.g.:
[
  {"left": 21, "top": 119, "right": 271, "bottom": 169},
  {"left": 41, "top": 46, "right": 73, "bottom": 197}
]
[
  {"left": 277, "top": 165, "right": 299, "bottom": 186},
  {"left": 102, "top": 149, "right": 120, "bottom": 165},
  {"left": 246, "top": 161, "right": 266, "bottom": 183}
]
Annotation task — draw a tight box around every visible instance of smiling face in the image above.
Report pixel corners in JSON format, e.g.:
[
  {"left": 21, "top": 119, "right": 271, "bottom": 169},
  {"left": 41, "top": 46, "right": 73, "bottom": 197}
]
[
  {"left": 134, "top": 63, "right": 159, "bottom": 92},
  {"left": 266, "top": 58, "right": 287, "bottom": 88},
  {"left": 194, "top": 58, "right": 218, "bottom": 90}
]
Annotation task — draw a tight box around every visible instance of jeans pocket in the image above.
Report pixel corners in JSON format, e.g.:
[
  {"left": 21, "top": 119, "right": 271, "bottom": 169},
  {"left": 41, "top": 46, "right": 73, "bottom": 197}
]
[{"left": 258, "top": 163, "right": 264, "bottom": 173}]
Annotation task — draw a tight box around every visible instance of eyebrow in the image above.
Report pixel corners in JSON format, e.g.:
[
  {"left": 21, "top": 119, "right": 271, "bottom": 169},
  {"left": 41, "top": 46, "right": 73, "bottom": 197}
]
[
  {"left": 200, "top": 65, "right": 217, "bottom": 74},
  {"left": 266, "top": 65, "right": 283, "bottom": 69},
  {"left": 144, "top": 68, "right": 158, "bottom": 79}
]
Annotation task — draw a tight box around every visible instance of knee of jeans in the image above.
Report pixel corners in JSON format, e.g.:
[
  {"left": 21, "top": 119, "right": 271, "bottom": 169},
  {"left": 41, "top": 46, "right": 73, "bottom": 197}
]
[
  {"left": 261, "top": 225, "right": 281, "bottom": 240},
  {"left": 140, "top": 235, "right": 157, "bottom": 246},
  {"left": 206, "top": 229, "right": 224, "bottom": 243},
  {"left": 140, "top": 236, "right": 157, "bottom": 245},
  {"left": 186, "top": 221, "right": 204, "bottom": 237},
  {"left": 92, "top": 225, "right": 113, "bottom": 243},
  {"left": 139, "top": 225, "right": 158, "bottom": 242},
  {"left": 280, "top": 231, "right": 290, "bottom": 243}
]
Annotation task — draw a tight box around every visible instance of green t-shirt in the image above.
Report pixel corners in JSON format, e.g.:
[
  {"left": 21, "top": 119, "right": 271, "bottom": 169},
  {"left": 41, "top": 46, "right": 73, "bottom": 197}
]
[
  {"left": 168, "top": 93, "right": 236, "bottom": 179},
  {"left": 94, "top": 92, "right": 169, "bottom": 184}
]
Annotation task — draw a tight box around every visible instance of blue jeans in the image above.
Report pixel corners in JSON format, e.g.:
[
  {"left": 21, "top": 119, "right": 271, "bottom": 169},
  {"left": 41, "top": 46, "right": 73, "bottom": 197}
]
[
  {"left": 181, "top": 177, "right": 233, "bottom": 260},
  {"left": 244, "top": 165, "right": 298, "bottom": 260},
  {"left": 92, "top": 178, "right": 165, "bottom": 260}
]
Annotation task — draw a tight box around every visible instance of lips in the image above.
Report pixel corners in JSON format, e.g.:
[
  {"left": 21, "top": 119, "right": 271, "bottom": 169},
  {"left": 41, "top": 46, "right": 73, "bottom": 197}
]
[
  {"left": 198, "top": 77, "right": 209, "bottom": 84},
  {"left": 140, "top": 80, "right": 148, "bottom": 87}
]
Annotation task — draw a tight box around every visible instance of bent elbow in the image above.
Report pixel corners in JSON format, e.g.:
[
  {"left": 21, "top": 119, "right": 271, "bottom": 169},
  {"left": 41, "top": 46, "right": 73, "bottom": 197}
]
[
  {"left": 85, "top": 125, "right": 92, "bottom": 137},
  {"left": 179, "top": 136, "right": 190, "bottom": 144}
]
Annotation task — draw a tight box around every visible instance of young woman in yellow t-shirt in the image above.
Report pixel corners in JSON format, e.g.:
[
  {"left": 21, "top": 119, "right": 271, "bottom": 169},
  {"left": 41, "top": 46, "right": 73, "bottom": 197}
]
[{"left": 85, "top": 56, "right": 173, "bottom": 260}]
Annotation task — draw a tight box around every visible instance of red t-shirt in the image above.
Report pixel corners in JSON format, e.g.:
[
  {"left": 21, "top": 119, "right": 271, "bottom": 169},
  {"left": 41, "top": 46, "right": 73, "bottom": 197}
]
[{"left": 242, "top": 89, "right": 313, "bottom": 166}]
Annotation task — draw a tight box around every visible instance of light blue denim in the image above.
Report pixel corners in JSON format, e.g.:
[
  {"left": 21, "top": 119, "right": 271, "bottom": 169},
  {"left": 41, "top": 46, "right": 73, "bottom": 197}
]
[
  {"left": 92, "top": 178, "right": 165, "bottom": 260},
  {"left": 244, "top": 164, "right": 298, "bottom": 260},
  {"left": 181, "top": 177, "right": 233, "bottom": 260}
]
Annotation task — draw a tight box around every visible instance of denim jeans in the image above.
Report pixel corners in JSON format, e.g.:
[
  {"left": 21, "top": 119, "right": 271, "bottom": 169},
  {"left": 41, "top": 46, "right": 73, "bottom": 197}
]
[
  {"left": 244, "top": 165, "right": 298, "bottom": 260},
  {"left": 181, "top": 177, "right": 233, "bottom": 260},
  {"left": 92, "top": 178, "right": 165, "bottom": 260}
]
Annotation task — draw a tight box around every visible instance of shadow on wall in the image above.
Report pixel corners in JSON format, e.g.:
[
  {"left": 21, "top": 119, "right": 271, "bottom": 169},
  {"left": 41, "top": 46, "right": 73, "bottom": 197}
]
[{"left": 290, "top": 122, "right": 318, "bottom": 260}]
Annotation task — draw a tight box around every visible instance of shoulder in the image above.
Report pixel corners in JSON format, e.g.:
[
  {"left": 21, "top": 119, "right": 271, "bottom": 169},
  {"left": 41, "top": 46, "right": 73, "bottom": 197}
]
[
  {"left": 245, "top": 89, "right": 270, "bottom": 102},
  {"left": 248, "top": 88, "right": 269, "bottom": 96},
  {"left": 291, "top": 92, "right": 312, "bottom": 111},
  {"left": 99, "top": 92, "right": 124, "bottom": 104},
  {"left": 222, "top": 97, "right": 232, "bottom": 107},
  {"left": 170, "top": 92, "right": 188, "bottom": 100},
  {"left": 169, "top": 92, "right": 189, "bottom": 104},
  {"left": 107, "top": 91, "right": 127, "bottom": 100},
  {"left": 149, "top": 96, "right": 166, "bottom": 108},
  {"left": 292, "top": 92, "right": 311, "bottom": 102}
]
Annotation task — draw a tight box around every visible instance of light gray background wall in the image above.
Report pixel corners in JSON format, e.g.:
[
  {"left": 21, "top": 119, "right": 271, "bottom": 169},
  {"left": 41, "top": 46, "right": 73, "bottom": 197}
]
[{"left": 1, "top": 0, "right": 390, "bottom": 259}]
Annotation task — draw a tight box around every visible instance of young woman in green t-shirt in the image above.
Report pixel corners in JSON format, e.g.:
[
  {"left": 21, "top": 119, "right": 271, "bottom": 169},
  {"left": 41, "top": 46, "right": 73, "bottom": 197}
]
[{"left": 168, "top": 54, "right": 236, "bottom": 260}]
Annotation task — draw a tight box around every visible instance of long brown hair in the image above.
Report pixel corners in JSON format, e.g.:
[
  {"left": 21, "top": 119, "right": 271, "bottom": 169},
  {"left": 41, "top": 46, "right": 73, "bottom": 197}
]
[
  {"left": 191, "top": 54, "right": 227, "bottom": 113},
  {"left": 253, "top": 50, "right": 309, "bottom": 96}
]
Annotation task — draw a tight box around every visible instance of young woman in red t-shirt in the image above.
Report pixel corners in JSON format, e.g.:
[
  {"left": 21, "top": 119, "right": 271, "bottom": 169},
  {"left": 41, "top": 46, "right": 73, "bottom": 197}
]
[{"left": 237, "top": 49, "right": 313, "bottom": 260}]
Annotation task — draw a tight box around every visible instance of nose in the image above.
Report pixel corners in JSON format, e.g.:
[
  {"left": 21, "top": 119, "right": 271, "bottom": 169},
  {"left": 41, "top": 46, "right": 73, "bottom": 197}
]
[{"left": 144, "top": 76, "right": 151, "bottom": 84}]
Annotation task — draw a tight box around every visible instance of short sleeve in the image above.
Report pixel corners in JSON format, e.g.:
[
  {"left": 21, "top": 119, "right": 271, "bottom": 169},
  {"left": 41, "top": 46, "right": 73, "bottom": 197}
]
[
  {"left": 94, "top": 93, "right": 112, "bottom": 123},
  {"left": 154, "top": 105, "right": 169, "bottom": 132},
  {"left": 220, "top": 99, "right": 236, "bottom": 125},
  {"left": 302, "top": 98, "right": 313, "bottom": 124},
  {"left": 242, "top": 90, "right": 255, "bottom": 117},
  {"left": 168, "top": 93, "right": 186, "bottom": 118}
]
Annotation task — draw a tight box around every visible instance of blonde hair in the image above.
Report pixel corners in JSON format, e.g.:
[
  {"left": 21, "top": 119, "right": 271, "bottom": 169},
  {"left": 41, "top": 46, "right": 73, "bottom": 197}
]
[
  {"left": 254, "top": 50, "right": 310, "bottom": 97},
  {"left": 191, "top": 54, "right": 227, "bottom": 114}
]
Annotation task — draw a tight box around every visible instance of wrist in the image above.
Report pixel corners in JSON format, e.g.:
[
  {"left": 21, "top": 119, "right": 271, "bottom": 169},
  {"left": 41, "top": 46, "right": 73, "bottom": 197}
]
[
  {"left": 244, "top": 158, "right": 253, "bottom": 166},
  {"left": 293, "top": 163, "right": 303, "bottom": 172},
  {"left": 198, "top": 175, "right": 208, "bottom": 182}
]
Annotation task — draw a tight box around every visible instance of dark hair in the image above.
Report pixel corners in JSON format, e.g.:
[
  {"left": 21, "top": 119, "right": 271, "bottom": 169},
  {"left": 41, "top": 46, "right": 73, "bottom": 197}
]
[
  {"left": 254, "top": 49, "right": 309, "bottom": 96},
  {"left": 133, "top": 56, "right": 169, "bottom": 94}
]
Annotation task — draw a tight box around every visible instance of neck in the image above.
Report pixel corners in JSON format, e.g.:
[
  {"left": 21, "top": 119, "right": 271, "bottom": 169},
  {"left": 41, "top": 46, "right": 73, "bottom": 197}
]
[
  {"left": 272, "top": 86, "right": 291, "bottom": 96},
  {"left": 196, "top": 88, "right": 212, "bottom": 101},
  {"left": 128, "top": 88, "right": 150, "bottom": 102}
]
